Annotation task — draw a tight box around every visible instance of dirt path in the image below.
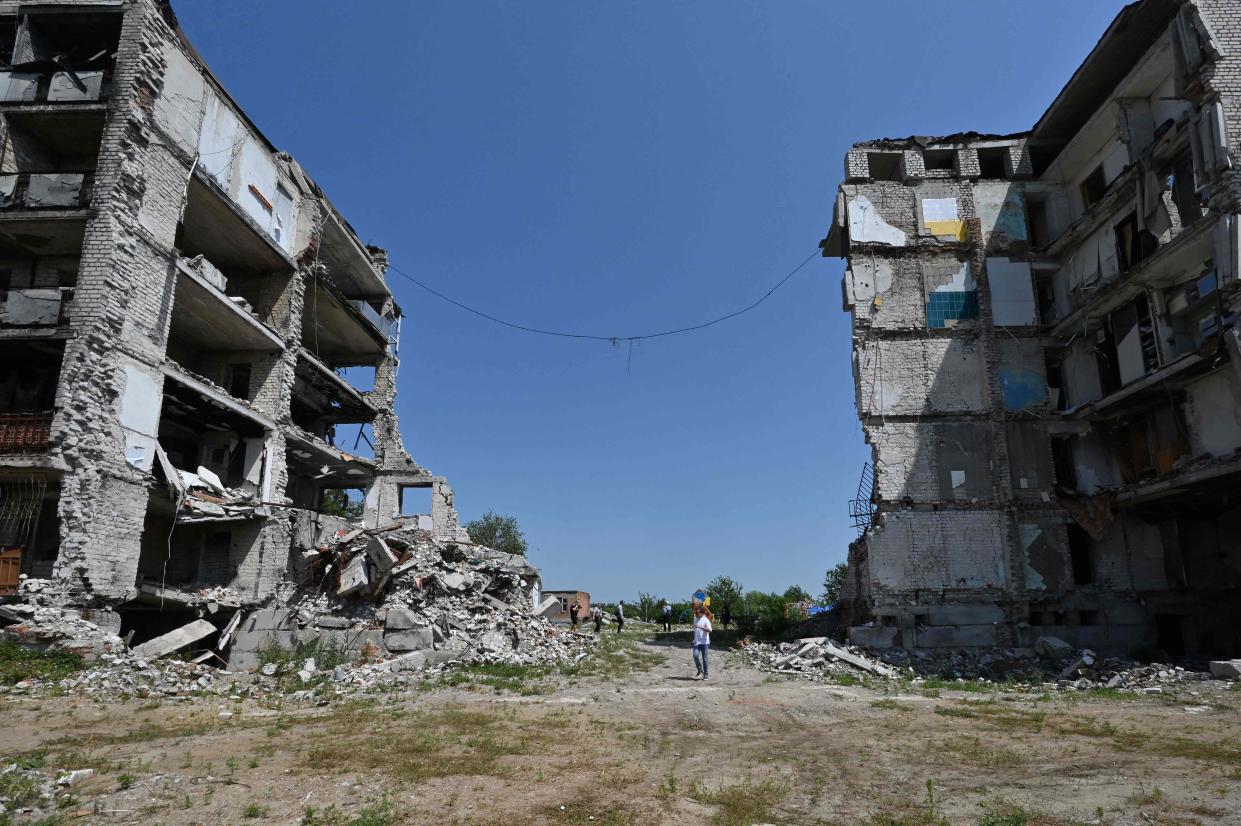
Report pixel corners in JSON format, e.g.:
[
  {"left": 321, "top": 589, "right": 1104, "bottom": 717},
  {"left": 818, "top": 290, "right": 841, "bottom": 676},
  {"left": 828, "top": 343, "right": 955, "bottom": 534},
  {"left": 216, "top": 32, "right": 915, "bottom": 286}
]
[{"left": 3, "top": 632, "right": 1241, "bottom": 825}]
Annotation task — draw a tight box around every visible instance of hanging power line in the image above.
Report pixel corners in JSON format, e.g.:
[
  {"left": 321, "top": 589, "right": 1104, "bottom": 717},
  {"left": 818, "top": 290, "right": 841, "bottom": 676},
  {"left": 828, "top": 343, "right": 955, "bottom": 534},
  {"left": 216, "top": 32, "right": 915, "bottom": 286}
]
[{"left": 383, "top": 248, "right": 821, "bottom": 342}]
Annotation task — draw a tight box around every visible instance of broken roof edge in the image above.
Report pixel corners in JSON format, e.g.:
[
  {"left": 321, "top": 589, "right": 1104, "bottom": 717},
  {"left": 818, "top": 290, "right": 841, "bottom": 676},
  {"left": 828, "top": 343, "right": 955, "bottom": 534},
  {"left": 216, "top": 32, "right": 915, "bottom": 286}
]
[
  {"left": 849, "top": 130, "right": 1030, "bottom": 151},
  {"left": 162, "top": 2, "right": 389, "bottom": 292},
  {"left": 1029, "top": 0, "right": 1179, "bottom": 150}
]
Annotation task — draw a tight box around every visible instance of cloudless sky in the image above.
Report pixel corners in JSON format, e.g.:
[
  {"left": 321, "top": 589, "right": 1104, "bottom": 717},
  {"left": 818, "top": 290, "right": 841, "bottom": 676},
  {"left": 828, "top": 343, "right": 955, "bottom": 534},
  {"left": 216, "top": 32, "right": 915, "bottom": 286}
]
[{"left": 176, "top": 1, "right": 1125, "bottom": 602}]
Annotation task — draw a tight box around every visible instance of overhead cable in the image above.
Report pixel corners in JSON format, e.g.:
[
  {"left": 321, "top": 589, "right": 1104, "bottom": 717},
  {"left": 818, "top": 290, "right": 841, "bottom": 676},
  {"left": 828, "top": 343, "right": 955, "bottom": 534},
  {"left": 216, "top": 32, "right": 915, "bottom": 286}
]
[{"left": 384, "top": 248, "right": 821, "bottom": 342}]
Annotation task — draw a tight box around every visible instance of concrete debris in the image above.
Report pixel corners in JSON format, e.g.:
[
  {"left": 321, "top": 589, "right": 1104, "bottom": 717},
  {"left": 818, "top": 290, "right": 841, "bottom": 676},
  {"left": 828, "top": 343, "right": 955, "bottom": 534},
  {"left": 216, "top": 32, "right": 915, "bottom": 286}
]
[
  {"left": 130, "top": 619, "right": 217, "bottom": 660},
  {"left": 1034, "top": 636, "right": 1074, "bottom": 659},
  {"left": 1, "top": 524, "right": 586, "bottom": 700},
  {"left": 741, "top": 637, "right": 1227, "bottom": 693},
  {"left": 1209, "top": 660, "right": 1241, "bottom": 680}
]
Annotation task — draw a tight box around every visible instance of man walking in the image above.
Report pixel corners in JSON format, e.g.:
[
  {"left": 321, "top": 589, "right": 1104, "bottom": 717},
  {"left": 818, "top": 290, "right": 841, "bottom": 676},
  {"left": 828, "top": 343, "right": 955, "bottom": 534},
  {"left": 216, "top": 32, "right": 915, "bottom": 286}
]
[
  {"left": 569, "top": 600, "right": 581, "bottom": 633},
  {"left": 615, "top": 600, "right": 625, "bottom": 634},
  {"left": 592, "top": 605, "right": 603, "bottom": 635},
  {"left": 661, "top": 600, "right": 672, "bottom": 632},
  {"left": 692, "top": 604, "right": 712, "bottom": 680}
]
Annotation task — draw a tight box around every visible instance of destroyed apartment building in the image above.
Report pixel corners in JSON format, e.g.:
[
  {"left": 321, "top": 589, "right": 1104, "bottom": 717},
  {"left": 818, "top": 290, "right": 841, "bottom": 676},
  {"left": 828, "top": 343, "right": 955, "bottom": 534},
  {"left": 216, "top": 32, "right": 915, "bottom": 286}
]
[
  {"left": 0, "top": 0, "right": 494, "bottom": 656},
  {"left": 822, "top": 0, "right": 1241, "bottom": 657}
]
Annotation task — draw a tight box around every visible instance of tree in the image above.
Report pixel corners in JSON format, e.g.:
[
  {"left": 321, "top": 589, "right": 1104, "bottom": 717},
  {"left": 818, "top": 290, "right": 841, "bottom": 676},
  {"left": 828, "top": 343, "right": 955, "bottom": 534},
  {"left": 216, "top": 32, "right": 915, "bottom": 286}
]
[
  {"left": 821, "top": 562, "right": 848, "bottom": 605},
  {"left": 465, "top": 511, "right": 528, "bottom": 556},
  {"left": 704, "top": 576, "right": 744, "bottom": 613},
  {"left": 637, "top": 592, "right": 659, "bottom": 623},
  {"left": 783, "top": 585, "right": 812, "bottom": 603},
  {"left": 321, "top": 489, "right": 363, "bottom": 519}
]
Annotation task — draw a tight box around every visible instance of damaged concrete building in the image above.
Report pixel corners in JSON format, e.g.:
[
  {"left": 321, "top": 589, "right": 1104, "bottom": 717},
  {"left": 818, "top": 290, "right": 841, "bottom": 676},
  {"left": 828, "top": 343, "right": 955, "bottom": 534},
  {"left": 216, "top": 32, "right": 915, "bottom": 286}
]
[
  {"left": 823, "top": 0, "right": 1241, "bottom": 657},
  {"left": 0, "top": 0, "right": 472, "bottom": 644}
]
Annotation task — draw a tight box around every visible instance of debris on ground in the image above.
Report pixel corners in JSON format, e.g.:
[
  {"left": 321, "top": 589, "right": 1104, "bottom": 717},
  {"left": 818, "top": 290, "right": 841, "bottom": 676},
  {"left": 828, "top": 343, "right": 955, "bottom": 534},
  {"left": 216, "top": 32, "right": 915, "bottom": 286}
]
[
  {"left": 740, "top": 634, "right": 1230, "bottom": 693},
  {"left": 0, "top": 527, "right": 592, "bottom": 698}
]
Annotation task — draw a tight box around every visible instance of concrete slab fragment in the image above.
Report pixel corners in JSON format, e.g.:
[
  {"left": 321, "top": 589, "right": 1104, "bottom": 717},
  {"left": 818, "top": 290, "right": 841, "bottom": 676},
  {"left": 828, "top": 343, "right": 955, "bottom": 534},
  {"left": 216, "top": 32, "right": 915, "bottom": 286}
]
[{"left": 131, "top": 619, "right": 216, "bottom": 659}]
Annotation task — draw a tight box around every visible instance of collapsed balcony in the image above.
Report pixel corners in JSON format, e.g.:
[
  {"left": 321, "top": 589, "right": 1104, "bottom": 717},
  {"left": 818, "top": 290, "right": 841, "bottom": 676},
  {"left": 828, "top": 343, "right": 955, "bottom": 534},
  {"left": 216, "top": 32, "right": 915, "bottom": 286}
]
[
  {"left": 285, "top": 429, "right": 374, "bottom": 514},
  {"left": 157, "top": 370, "right": 273, "bottom": 523},
  {"left": 291, "top": 348, "right": 377, "bottom": 439}
]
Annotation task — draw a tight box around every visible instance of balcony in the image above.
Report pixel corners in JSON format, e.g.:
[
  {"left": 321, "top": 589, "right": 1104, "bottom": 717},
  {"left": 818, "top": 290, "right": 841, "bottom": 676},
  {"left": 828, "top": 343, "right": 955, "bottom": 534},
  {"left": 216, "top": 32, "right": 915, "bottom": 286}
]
[
  {"left": 0, "top": 69, "right": 109, "bottom": 106},
  {"left": 0, "top": 411, "right": 52, "bottom": 453},
  {"left": 0, "top": 171, "right": 92, "bottom": 211},
  {"left": 303, "top": 279, "right": 390, "bottom": 363},
  {"left": 168, "top": 258, "right": 284, "bottom": 354},
  {"left": 0, "top": 287, "right": 72, "bottom": 327}
]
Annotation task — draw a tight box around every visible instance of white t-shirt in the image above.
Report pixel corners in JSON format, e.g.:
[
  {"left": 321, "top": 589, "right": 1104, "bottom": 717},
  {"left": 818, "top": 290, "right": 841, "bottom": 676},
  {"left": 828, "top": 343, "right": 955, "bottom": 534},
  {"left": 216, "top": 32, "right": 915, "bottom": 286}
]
[{"left": 693, "top": 615, "right": 712, "bottom": 645}]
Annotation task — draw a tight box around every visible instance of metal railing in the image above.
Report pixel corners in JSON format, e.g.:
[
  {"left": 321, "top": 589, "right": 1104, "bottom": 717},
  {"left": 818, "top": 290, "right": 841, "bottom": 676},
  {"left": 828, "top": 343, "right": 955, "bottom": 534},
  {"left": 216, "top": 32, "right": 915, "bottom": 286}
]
[
  {"left": 0, "top": 412, "right": 53, "bottom": 453},
  {"left": 848, "top": 462, "right": 877, "bottom": 537}
]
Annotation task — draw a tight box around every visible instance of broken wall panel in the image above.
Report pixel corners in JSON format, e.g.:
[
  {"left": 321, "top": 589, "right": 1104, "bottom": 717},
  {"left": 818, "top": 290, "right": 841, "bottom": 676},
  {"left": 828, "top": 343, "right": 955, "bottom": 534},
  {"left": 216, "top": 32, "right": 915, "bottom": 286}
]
[{"left": 854, "top": 338, "right": 987, "bottom": 417}]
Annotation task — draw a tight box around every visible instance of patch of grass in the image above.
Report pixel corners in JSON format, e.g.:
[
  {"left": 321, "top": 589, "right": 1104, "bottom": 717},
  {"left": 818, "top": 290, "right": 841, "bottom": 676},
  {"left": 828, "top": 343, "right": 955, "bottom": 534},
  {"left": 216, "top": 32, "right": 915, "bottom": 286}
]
[
  {"left": 934, "top": 702, "right": 1046, "bottom": 733},
  {"left": 560, "top": 634, "right": 665, "bottom": 680},
  {"left": 435, "top": 662, "right": 556, "bottom": 695},
  {"left": 0, "top": 767, "right": 46, "bottom": 809},
  {"left": 0, "top": 641, "right": 84, "bottom": 685},
  {"left": 1131, "top": 787, "right": 1165, "bottom": 806},
  {"left": 303, "top": 798, "right": 396, "bottom": 826},
  {"left": 243, "top": 802, "right": 271, "bottom": 818},
  {"left": 940, "top": 737, "right": 1025, "bottom": 768},
  {"left": 690, "top": 778, "right": 789, "bottom": 826},
  {"left": 538, "top": 797, "right": 639, "bottom": 826},
  {"left": 871, "top": 698, "right": 904, "bottom": 710},
  {"left": 1158, "top": 736, "right": 1241, "bottom": 766},
  {"left": 300, "top": 703, "right": 547, "bottom": 782}
]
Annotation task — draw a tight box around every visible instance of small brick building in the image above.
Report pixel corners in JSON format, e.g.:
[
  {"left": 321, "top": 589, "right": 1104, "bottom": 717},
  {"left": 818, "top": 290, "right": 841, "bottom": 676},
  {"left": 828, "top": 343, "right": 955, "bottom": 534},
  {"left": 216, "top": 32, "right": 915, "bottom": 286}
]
[{"left": 541, "top": 590, "right": 590, "bottom": 623}]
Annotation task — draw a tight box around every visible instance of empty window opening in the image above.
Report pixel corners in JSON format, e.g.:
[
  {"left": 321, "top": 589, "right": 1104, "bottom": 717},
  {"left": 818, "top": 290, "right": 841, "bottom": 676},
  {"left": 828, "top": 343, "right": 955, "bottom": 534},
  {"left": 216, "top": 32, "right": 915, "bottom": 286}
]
[
  {"left": 1078, "top": 609, "right": 1099, "bottom": 626},
  {"left": 226, "top": 363, "right": 251, "bottom": 400},
  {"left": 977, "top": 147, "right": 1007, "bottom": 178},
  {"left": 1168, "top": 152, "right": 1202, "bottom": 228},
  {"left": 400, "top": 485, "right": 432, "bottom": 518},
  {"left": 1114, "top": 212, "right": 1155, "bottom": 272},
  {"left": 924, "top": 149, "right": 956, "bottom": 171},
  {"left": 1025, "top": 197, "right": 1050, "bottom": 248},
  {"left": 337, "top": 365, "right": 376, "bottom": 393},
  {"left": 320, "top": 488, "right": 364, "bottom": 519},
  {"left": 1050, "top": 436, "right": 1077, "bottom": 491},
  {"left": 866, "top": 152, "right": 902, "bottom": 181},
  {"left": 1079, "top": 165, "right": 1107, "bottom": 209},
  {"left": 1028, "top": 610, "right": 1043, "bottom": 626},
  {"left": 1068, "top": 524, "right": 1094, "bottom": 585},
  {"left": 1043, "top": 352, "right": 1065, "bottom": 411}
]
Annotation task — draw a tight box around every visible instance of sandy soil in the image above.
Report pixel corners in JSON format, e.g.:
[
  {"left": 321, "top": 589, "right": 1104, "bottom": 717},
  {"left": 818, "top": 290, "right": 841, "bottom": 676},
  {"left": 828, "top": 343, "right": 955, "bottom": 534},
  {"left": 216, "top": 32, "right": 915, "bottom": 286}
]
[{"left": 3, "top": 632, "right": 1240, "bottom": 825}]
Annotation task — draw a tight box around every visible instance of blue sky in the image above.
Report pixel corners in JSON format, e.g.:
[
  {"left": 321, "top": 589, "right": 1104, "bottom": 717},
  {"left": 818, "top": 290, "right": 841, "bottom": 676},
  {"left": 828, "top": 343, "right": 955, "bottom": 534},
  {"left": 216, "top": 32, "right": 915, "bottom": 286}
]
[{"left": 176, "top": 1, "right": 1125, "bottom": 601}]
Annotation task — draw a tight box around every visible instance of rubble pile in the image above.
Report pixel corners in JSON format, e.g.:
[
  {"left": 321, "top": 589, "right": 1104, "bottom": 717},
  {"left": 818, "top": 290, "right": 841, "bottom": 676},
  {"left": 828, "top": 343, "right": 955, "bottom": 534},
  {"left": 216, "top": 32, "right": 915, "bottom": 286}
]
[
  {"left": 740, "top": 637, "right": 899, "bottom": 681},
  {"left": 285, "top": 525, "right": 588, "bottom": 672},
  {"left": 0, "top": 526, "right": 589, "bottom": 698},
  {"left": 743, "top": 634, "right": 1235, "bottom": 693}
]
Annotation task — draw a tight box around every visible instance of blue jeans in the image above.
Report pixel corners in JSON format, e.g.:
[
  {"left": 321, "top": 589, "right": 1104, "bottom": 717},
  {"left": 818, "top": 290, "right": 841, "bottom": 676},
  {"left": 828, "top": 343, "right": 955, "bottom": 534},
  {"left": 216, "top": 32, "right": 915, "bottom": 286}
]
[{"left": 693, "top": 643, "right": 709, "bottom": 676}]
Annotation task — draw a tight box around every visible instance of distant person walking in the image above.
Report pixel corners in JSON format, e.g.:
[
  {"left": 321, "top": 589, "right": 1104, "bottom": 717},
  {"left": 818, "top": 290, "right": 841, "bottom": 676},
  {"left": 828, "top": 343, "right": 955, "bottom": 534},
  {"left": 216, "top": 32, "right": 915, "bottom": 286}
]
[
  {"left": 592, "top": 606, "right": 603, "bottom": 635},
  {"left": 721, "top": 603, "right": 732, "bottom": 630},
  {"left": 615, "top": 600, "right": 626, "bottom": 634},
  {"left": 693, "top": 604, "right": 712, "bottom": 680},
  {"left": 661, "top": 600, "right": 672, "bottom": 632},
  {"left": 569, "top": 601, "right": 581, "bottom": 632}
]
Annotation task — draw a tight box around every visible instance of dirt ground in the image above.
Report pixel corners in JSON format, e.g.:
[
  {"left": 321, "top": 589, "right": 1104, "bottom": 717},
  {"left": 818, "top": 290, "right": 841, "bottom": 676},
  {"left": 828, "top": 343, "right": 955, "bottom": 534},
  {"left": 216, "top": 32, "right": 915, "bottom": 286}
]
[{"left": 3, "top": 630, "right": 1241, "bottom": 826}]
